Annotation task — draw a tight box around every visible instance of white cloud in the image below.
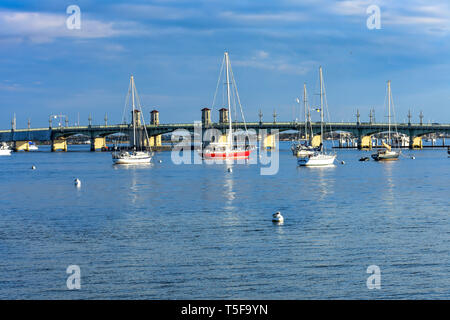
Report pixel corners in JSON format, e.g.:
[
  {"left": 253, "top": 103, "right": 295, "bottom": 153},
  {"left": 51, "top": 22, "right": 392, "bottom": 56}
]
[
  {"left": 0, "top": 10, "right": 130, "bottom": 43},
  {"left": 233, "top": 51, "right": 316, "bottom": 75},
  {"left": 328, "top": 0, "right": 450, "bottom": 34},
  {"left": 220, "top": 10, "right": 308, "bottom": 23}
]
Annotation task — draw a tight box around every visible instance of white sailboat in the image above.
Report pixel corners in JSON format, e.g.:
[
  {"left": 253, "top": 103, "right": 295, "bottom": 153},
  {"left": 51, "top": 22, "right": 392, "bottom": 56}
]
[
  {"left": 112, "top": 75, "right": 152, "bottom": 165},
  {"left": 371, "top": 80, "right": 400, "bottom": 161},
  {"left": 291, "top": 83, "right": 319, "bottom": 157},
  {"left": 202, "top": 52, "right": 252, "bottom": 160},
  {"left": 297, "top": 66, "right": 336, "bottom": 166},
  {"left": 0, "top": 142, "right": 12, "bottom": 156}
]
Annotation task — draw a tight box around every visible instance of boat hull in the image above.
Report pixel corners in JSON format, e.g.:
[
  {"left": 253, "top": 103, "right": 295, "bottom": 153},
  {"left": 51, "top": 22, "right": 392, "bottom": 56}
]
[
  {"left": 297, "top": 153, "right": 336, "bottom": 166},
  {"left": 112, "top": 151, "right": 152, "bottom": 164},
  {"left": 0, "top": 149, "right": 12, "bottom": 156},
  {"left": 203, "top": 149, "right": 251, "bottom": 160},
  {"left": 371, "top": 151, "right": 400, "bottom": 161}
]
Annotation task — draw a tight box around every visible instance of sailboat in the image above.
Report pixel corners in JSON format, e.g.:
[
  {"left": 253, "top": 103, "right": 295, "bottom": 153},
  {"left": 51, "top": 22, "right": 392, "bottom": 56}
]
[
  {"left": 112, "top": 75, "right": 153, "bottom": 164},
  {"left": 297, "top": 67, "right": 336, "bottom": 166},
  {"left": 291, "top": 83, "right": 319, "bottom": 157},
  {"left": 371, "top": 80, "right": 400, "bottom": 161},
  {"left": 202, "top": 52, "right": 252, "bottom": 160}
]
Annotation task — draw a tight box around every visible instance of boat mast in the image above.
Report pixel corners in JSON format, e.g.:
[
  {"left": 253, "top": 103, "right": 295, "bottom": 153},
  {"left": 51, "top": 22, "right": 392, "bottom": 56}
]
[
  {"left": 131, "top": 75, "right": 136, "bottom": 149},
  {"left": 387, "top": 80, "right": 391, "bottom": 144},
  {"left": 303, "top": 83, "right": 308, "bottom": 141},
  {"left": 225, "top": 52, "right": 232, "bottom": 149},
  {"left": 319, "top": 66, "right": 324, "bottom": 147}
]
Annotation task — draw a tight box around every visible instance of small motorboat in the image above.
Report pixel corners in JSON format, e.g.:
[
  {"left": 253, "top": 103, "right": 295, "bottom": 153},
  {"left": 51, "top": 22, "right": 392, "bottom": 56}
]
[
  {"left": 28, "top": 141, "right": 38, "bottom": 151},
  {"left": 0, "top": 143, "right": 12, "bottom": 156}
]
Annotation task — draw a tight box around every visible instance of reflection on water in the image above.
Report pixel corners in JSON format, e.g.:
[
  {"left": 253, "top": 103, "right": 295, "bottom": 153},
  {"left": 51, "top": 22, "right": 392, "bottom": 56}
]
[{"left": 379, "top": 160, "right": 397, "bottom": 210}]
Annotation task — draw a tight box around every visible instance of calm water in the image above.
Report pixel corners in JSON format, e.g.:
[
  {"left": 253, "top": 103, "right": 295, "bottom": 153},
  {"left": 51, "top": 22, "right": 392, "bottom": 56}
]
[{"left": 0, "top": 142, "right": 449, "bottom": 299}]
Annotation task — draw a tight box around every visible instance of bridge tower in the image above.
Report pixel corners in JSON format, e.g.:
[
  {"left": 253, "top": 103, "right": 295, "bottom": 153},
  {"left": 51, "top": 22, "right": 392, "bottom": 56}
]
[
  {"left": 219, "top": 108, "right": 229, "bottom": 124},
  {"left": 148, "top": 109, "right": 162, "bottom": 147},
  {"left": 201, "top": 108, "right": 211, "bottom": 127},
  {"left": 150, "top": 110, "right": 160, "bottom": 125}
]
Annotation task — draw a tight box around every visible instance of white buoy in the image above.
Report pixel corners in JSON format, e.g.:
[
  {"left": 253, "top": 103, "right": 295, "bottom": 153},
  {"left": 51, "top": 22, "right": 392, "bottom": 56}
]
[
  {"left": 227, "top": 167, "right": 232, "bottom": 173},
  {"left": 411, "top": 156, "right": 415, "bottom": 160},
  {"left": 158, "top": 160, "right": 162, "bottom": 163},
  {"left": 31, "top": 165, "right": 36, "bottom": 170},
  {"left": 272, "top": 211, "right": 284, "bottom": 223},
  {"left": 74, "top": 178, "right": 81, "bottom": 187},
  {"left": 341, "top": 160, "right": 345, "bottom": 165}
]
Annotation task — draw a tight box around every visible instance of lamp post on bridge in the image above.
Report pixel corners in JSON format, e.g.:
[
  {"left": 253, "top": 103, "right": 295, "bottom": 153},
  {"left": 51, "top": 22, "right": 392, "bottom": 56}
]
[
  {"left": 49, "top": 114, "right": 67, "bottom": 129},
  {"left": 11, "top": 113, "right": 16, "bottom": 131}
]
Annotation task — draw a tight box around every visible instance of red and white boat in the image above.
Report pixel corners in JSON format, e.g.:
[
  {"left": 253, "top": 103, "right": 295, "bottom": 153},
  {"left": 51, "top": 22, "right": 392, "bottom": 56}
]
[
  {"left": 202, "top": 142, "right": 251, "bottom": 160},
  {"left": 201, "top": 52, "right": 253, "bottom": 160}
]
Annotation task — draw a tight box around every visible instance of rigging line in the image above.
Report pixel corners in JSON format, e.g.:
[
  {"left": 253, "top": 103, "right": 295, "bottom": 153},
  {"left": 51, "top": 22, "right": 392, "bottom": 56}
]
[
  {"left": 229, "top": 63, "right": 249, "bottom": 136},
  {"left": 382, "top": 84, "right": 388, "bottom": 141},
  {"left": 390, "top": 88, "right": 399, "bottom": 139},
  {"left": 322, "top": 77, "right": 335, "bottom": 151},
  {"left": 133, "top": 82, "right": 151, "bottom": 147},
  {"left": 212, "top": 56, "right": 225, "bottom": 111},
  {"left": 121, "top": 79, "right": 131, "bottom": 125},
  {"left": 119, "top": 78, "right": 132, "bottom": 147}
]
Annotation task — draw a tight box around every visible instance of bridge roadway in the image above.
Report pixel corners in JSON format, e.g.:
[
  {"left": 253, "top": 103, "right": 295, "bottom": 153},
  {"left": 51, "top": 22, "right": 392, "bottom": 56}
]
[{"left": 1, "top": 121, "right": 449, "bottom": 142}]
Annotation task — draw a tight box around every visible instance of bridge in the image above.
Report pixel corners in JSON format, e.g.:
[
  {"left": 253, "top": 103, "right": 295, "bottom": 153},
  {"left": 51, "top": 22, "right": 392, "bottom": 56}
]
[{"left": 1, "top": 108, "right": 449, "bottom": 151}]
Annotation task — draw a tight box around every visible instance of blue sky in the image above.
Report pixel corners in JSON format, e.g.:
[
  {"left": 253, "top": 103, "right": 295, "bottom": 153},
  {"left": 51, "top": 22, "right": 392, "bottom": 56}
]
[{"left": 1, "top": 0, "right": 449, "bottom": 128}]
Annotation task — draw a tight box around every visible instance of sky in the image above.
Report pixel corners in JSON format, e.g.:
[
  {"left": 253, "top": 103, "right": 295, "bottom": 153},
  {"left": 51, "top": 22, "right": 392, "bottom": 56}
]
[{"left": 0, "top": 0, "right": 450, "bottom": 129}]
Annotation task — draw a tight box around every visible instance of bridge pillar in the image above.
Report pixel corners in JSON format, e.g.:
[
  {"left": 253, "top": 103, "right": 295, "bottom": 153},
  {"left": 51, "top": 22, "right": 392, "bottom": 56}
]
[
  {"left": 91, "top": 137, "right": 108, "bottom": 151},
  {"left": 51, "top": 139, "right": 67, "bottom": 152},
  {"left": 218, "top": 134, "right": 228, "bottom": 144},
  {"left": 90, "top": 137, "right": 107, "bottom": 151},
  {"left": 14, "top": 141, "right": 31, "bottom": 152},
  {"left": 263, "top": 134, "right": 276, "bottom": 150},
  {"left": 146, "top": 135, "right": 162, "bottom": 147},
  {"left": 357, "top": 136, "right": 372, "bottom": 150},
  {"left": 410, "top": 136, "right": 423, "bottom": 150},
  {"left": 311, "top": 135, "right": 321, "bottom": 148}
]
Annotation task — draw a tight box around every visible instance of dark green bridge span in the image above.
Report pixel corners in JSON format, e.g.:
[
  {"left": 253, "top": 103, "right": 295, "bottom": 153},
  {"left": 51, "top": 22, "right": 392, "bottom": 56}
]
[{"left": 1, "top": 121, "right": 449, "bottom": 140}]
